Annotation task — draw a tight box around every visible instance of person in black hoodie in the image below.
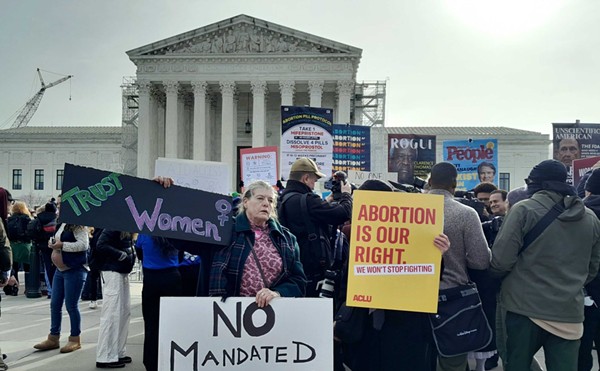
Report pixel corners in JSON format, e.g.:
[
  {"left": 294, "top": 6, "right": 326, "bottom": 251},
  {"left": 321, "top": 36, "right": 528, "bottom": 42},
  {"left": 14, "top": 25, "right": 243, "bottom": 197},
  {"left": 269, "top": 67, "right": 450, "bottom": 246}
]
[
  {"left": 579, "top": 168, "right": 600, "bottom": 371},
  {"left": 94, "top": 230, "right": 136, "bottom": 369},
  {"left": 28, "top": 202, "right": 57, "bottom": 299}
]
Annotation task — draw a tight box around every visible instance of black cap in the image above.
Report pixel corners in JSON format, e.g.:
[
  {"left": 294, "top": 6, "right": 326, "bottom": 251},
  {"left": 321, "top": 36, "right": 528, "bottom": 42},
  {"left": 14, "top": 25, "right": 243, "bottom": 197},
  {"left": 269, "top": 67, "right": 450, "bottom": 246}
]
[{"left": 528, "top": 159, "right": 567, "bottom": 183}]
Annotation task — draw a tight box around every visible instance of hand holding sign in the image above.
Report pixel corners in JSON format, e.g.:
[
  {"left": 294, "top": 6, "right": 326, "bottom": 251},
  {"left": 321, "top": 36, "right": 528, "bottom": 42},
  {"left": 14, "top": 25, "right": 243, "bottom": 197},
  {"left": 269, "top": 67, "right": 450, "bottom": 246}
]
[{"left": 434, "top": 234, "right": 450, "bottom": 254}]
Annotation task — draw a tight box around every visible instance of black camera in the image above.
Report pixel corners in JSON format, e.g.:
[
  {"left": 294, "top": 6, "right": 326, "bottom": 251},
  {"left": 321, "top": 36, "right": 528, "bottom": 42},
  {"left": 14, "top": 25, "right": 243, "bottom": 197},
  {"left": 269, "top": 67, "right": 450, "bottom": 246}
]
[
  {"left": 325, "top": 171, "right": 356, "bottom": 201},
  {"left": 454, "top": 191, "right": 487, "bottom": 222},
  {"left": 317, "top": 270, "right": 338, "bottom": 298},
  {"left": 388, "top": 177, "right": 426, "bottom": 193}
]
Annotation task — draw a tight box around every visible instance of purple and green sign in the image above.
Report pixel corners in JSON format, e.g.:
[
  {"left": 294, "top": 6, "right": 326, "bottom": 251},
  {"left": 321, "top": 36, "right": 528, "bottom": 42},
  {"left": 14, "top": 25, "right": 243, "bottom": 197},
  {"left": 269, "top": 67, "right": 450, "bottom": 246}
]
[{"left": 59, "top": 163, "right": 234, "bottom": 246}]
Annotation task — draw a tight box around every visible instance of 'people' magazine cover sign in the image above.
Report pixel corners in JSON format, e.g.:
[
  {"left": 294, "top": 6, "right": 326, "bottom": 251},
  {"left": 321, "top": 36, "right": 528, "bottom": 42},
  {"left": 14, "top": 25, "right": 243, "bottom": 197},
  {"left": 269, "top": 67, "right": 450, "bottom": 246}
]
[
  {"left": 158, "top": 297, "right": 333, "bottom": 370},
  {"left": 346, "top": 191, "right": 444, "bottom": 312},
  {"left": 443, "top": 139, "right": 498, "bottom": 191}
]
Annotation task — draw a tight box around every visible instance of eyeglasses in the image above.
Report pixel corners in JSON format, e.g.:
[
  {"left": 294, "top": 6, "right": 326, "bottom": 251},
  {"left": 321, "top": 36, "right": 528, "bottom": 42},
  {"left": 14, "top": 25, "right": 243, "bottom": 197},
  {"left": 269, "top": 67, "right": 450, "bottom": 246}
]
[{"left": 524, "top": 178, "right": 532, "bottom": 185}]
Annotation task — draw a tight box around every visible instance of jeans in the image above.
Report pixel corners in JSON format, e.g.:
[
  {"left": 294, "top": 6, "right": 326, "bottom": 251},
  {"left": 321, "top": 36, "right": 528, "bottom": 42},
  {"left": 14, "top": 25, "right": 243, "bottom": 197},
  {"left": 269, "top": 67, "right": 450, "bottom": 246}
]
[{"left": 50, "top": 267, "right": 87, "bottom": 337}]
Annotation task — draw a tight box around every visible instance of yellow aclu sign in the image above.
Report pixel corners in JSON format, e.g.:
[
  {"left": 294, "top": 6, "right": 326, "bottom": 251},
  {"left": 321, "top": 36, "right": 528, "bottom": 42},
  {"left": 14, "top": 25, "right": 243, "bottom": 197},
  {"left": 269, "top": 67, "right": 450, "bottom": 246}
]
[{"left": 346, "top": 190, "right": 444, "bottom": 313}]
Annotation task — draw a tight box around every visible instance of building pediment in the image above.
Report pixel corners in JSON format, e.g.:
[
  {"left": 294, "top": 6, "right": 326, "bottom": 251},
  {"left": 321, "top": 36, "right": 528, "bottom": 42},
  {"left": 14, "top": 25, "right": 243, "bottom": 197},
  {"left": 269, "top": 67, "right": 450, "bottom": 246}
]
[{"left": 127, "top": 14, "right": 362, "bottom": 58}]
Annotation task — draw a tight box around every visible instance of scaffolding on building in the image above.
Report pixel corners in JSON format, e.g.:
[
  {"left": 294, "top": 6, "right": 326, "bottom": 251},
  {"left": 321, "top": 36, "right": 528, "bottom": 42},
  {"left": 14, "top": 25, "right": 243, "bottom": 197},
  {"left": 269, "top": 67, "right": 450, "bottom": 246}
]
[
  {"left": 121, "top": 76, "right": 138, "bottom": 176},
  {"left": 352, "top": 80, "right": 386, "bottom": 126}
]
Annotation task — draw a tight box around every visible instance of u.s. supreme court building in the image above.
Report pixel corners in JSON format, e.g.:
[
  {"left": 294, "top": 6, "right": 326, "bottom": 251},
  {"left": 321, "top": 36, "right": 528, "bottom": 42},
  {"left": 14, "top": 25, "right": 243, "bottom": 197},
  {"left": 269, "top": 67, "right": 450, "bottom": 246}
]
[{"left": 0, "top": 14, "right": 550, "bottom": 201}]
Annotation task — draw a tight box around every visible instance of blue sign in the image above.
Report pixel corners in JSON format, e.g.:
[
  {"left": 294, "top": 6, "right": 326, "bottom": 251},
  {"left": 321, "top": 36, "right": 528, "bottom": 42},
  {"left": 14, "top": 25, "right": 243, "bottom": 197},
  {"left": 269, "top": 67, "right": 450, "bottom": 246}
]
[{"left": 443, "top": 139, "right": 499, "bottom": 191}]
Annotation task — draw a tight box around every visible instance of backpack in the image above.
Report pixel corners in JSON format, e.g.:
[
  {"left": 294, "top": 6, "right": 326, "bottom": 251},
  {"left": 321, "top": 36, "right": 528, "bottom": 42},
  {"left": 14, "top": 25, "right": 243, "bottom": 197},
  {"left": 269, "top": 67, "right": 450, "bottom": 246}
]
[
  {"left": 27, "top": 217, "right": 56, "bottom": 242},
  {"left": 278, "top": 191, "right": 333, "bottom": 276},
  {"left": 7, "top": 215, "right": 30, "bottom": 243}
]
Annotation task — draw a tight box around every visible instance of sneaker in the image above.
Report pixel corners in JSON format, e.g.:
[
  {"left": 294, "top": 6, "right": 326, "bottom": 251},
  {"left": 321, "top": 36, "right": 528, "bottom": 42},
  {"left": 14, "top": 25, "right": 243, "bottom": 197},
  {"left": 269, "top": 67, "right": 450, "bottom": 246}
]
[
  {"left": 118, "top": 356, "right": 132, "bottom": 364},
  {"left": 89, "top": 301, "right": 97, "bottom": 309},
  {"left": 485, "top": 354, "right": 499, "bottom": 370}
]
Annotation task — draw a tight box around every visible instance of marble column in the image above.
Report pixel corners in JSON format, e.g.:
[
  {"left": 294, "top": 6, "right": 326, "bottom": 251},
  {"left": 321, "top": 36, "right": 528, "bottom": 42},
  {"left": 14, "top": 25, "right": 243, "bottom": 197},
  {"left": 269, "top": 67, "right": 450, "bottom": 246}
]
[
  {"left": 279, "top": 80, "right": 295, "bottom": 106},
  {"left": 148, "top": 87, "right": 160, "bottom": 175},
  {"left": 205, "top": 94, "right": 215, "bottom": 161},
  {"left": 191, "top": 81, "right": 208, "bottom": 161},
  {"left": 136, "top": 80, "right": 152, "bottom": 178},
  {"left": 164, "top": 80, "right": 180, "bottom": 158},
  {"left": 220, "top": 81, "right": 236, "bottom": 188},
  {"left": 308, "top": 80, "right": 324, "bottom": 108},
  {"left": 337, "top": 80, "right": 354, "bottom": 124},
  {"left": 177, "top": 91, "right": 186, "bottom": 158},
  {"left": 157, "top": 96, "right": 166, "bottom": 159},
  {"left": 251, "top": 80, "right": 267, "bottom": 148}
]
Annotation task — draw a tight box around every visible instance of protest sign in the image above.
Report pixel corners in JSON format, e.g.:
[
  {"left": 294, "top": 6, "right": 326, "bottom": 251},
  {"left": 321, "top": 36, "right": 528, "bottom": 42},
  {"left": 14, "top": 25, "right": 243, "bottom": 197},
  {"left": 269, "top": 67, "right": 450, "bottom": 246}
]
[
  {"left": 158, "top": 297, "right": 333, "bottom": 370},
  {"left": 346, "top": 190, "right": 444, "bottom": 312},
  {"left": 59, "top": 163, "right": 233, "bottom": 246},
  {"left": 388, "top": 134, "right": 436, "bottom": 185},
  {"left": 333, "top": 124, "right": 371, "bottom": 172},
  {"left": 155, "top": 157, "right": 231, "bottom": 195},
  {"left": 443, "top": 139, "right": 498, "bottom": 191},
  {"left": 240, "top": 146, "right": 279, "bottom": 186},
  {"left": 573, "top": 156, "right": 600, "bottom": 188},
  {"left": 553, "top": 123, "right": 600, "bottom": 184},
  {"left": 347, "top": 170, "right": 396, "bottom": 186},
  {"left": 281, "top": 105, "right": 333, "bottom": 179}
]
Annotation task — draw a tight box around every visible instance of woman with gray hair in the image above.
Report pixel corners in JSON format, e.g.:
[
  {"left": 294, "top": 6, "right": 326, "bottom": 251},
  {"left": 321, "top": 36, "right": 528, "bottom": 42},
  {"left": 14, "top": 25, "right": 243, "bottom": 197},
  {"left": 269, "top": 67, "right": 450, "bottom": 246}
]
[
  {"left": 152, "top": 177, "right": 307, "bottom": 305},
  {"left": 209, "top": 180, "right": 306, "bottom": 306}
]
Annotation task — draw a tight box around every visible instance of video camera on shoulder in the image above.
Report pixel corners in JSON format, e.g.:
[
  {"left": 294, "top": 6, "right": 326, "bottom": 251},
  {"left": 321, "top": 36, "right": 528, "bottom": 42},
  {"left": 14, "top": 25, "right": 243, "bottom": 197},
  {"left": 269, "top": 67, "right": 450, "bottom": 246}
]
[
  {"left": 388, "top": 177, "right": 426, "bottom": 193},
  {"left": 324, "top": 171, "right": 357, "bottom": 201},
  {"left": 454, "top": 190, "right": 487, "bottom": 221}
]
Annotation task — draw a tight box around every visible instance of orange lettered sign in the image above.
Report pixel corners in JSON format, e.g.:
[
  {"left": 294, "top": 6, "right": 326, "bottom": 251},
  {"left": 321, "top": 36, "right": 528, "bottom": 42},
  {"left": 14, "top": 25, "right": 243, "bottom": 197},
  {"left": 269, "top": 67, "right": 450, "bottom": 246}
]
[{"left": 346, "top": 190, "right": 444, "bottom": 312}]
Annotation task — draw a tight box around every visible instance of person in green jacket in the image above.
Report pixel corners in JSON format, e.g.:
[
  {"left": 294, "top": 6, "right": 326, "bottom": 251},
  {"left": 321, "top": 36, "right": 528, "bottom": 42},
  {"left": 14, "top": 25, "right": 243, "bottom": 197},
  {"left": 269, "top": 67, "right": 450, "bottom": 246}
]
[{"left": 491, "top": 159, "right": 600, "bottom": 371}]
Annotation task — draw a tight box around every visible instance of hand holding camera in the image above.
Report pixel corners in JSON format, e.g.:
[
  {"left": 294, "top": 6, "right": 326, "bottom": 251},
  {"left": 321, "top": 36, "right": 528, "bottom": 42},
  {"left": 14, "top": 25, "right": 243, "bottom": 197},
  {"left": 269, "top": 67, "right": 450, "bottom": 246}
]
[{"left": 340, "top": 178, "right": 352, "bottom": 194}]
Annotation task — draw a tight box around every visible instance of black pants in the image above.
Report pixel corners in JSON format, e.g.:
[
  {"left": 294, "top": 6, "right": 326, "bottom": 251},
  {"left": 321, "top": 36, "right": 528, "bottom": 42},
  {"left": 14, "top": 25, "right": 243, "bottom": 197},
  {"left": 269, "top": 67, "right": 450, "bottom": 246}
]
[
  {"left": 142, "top": 267, "right": 182, "bottom": 371},
  {"left": 345, "top": 310, "right": 436, "bottom": 371},
  {"left": 578, "top": 305, "right": 600, "bottom": 371},
  {"left": 40, "top": 246, "right": 56, "bottom": 292}
]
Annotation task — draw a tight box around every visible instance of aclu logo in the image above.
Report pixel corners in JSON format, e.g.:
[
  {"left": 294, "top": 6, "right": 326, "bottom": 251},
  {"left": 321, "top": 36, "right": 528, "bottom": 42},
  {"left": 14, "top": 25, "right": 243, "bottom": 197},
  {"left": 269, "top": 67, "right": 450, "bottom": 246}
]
[
  {"left": 390, "top": 137, "right": 433, "bottom": 151},
  {"left": 353, "top": 294, "right": 372, "bottom": 303}
]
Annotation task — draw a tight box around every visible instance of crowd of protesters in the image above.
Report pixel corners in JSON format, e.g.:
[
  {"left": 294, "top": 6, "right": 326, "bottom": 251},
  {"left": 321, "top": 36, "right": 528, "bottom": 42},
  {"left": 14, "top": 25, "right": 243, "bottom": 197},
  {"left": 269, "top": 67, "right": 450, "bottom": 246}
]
[{"left": 2, "top": 156, "right": 600, "bottom": 371}]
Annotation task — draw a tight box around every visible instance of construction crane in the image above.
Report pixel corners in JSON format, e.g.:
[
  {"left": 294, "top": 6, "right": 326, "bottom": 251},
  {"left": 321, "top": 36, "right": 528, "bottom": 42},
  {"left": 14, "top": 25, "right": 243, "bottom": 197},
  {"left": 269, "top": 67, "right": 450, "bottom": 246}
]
[{"left": 10, "top": 68, "right": 72, "bottom": 129}]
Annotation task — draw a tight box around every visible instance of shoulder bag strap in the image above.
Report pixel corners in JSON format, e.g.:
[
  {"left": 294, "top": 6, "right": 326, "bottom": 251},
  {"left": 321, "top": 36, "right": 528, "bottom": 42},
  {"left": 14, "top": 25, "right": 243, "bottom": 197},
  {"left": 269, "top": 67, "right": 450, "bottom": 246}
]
[
  {"left": 519, "top": 199, "right": 565, "bottom": 255},
  {"left": 300, "top": 193, "right": 329, "bottom": 269}
]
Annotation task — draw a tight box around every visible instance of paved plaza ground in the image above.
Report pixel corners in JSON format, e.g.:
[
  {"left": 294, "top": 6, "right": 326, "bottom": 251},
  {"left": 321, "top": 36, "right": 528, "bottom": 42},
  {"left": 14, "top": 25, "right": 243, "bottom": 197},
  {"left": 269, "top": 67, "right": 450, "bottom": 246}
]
[{"left": 0, "top": 275, "right": 596, "bottom": 371}]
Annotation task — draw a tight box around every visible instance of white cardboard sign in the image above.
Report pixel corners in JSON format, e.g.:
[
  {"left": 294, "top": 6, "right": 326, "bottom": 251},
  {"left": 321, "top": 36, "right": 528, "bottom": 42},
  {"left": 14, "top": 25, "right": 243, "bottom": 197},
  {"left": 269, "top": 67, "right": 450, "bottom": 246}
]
[
  {"left": 158, "top": 297, "right": 333, "bottom": 370},
  {"left": 154, "top": 157, "right": 231, "bottom": 195}
]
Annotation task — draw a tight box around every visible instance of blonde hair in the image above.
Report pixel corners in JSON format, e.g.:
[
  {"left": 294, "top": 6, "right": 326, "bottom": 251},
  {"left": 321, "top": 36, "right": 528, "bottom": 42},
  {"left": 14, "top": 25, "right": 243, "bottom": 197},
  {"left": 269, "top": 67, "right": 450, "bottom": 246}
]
[
  {"left": 11, "top": 201, "right": 31, "bottom": 217},
  {"left": 238, "top": 180, "right": 278, "bottom": 220}
]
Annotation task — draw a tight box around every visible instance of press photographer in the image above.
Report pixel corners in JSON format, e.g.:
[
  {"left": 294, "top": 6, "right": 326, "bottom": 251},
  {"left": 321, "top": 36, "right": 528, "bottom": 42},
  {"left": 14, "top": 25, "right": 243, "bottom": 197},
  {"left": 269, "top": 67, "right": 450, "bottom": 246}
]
[
  {"left": 481, "top": 190, "right": 507, "bottom": 247},
  {"left": 324, "top": 171, "right": 357, "bottom": 201}
]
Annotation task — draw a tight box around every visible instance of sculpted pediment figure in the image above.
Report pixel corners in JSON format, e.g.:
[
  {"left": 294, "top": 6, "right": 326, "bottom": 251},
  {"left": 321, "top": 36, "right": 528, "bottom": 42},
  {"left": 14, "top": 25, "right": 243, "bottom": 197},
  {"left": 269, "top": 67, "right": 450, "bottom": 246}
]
[{"left": 127, "top": 15, "right": 361, "bottom": 57}]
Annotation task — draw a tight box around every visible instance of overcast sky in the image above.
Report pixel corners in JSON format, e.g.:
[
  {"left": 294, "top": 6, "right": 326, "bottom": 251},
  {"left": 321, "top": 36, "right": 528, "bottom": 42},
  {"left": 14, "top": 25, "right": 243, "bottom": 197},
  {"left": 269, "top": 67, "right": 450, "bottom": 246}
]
[{"left": 1, "top": 0, "right": 598, "bottom": 134}]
